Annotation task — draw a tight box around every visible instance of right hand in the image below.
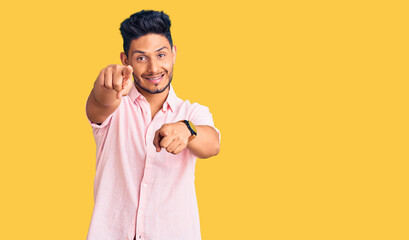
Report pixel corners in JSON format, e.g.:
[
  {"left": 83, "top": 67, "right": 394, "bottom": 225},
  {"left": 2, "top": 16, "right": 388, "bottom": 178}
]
[{"left": 96, "top": 64, "right": 134, "bottom": 99}]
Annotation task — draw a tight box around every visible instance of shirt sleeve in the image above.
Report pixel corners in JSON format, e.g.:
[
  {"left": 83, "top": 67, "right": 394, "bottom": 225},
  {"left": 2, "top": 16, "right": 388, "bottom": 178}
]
[
  {"left": 86, "top": 109, "right": 114, "bottom": 136},
  {"left": 188, "top": 103, "right": 221, "bottom": 143},
  {"left": 88, "top": 114, "right": 113, "bottom": 128}
]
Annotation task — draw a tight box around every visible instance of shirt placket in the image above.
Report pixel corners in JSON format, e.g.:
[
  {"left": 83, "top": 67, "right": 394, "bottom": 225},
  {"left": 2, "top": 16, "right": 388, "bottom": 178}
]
[{"left": 134, "top": 101, "right": 165, "bottom": 240}]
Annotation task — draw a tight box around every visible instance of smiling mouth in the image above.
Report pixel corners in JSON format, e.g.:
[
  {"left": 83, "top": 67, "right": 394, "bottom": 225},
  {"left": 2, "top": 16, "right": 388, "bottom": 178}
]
[{"left": 144, "top": 74, "right": 165, "bottom": 84}]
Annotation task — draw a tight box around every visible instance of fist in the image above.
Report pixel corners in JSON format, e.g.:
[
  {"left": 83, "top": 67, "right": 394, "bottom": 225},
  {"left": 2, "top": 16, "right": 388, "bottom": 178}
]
[
  {"left": 153, "top": 122, "right": 191, "bottom": 154},
  {"left": 97, "top": 64, "right": 134, "bottom": 99}
]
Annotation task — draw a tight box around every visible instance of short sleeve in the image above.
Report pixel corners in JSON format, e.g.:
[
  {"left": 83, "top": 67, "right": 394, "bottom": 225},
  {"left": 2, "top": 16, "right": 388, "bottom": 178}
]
[
  {"left": 87, "top": 113, "right": 113, "bottom": 129},
  {"left": 86, "top": 109, "right": 114, "bottom": 136},
  {"left": 188, "top": 103, "right": 221, "bottom": 143}
]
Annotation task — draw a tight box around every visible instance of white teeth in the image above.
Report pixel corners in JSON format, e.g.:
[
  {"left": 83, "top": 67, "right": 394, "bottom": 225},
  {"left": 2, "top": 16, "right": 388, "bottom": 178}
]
[{"left": 146, "top": 75, "right": 162, "bottom": 80}]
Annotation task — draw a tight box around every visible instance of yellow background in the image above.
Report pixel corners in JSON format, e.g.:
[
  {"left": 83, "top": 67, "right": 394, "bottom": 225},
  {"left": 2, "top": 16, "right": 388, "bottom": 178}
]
[{"left": 1, "top": 0, "right": 408, "bottom": 239}]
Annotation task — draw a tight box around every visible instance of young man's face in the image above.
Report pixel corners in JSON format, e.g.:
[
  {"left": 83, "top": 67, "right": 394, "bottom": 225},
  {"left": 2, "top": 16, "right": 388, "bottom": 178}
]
[{"left": 121, "top": 33, "right": 176, "bottom": 95}]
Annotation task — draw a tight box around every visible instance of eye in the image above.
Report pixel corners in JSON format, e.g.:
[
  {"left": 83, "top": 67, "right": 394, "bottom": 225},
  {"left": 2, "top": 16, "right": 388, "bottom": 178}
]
[
  {"left": 137, "top": 56, "right": 146, "bottom": 61},
  {"left": 158, "top": 53, "right": 166, "bottom": 58}
]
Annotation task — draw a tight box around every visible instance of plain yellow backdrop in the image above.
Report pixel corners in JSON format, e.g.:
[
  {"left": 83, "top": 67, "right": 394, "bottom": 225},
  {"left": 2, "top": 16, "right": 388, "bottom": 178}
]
[{"left": 0, "top": 0, "right": 408, "bottom": 239}]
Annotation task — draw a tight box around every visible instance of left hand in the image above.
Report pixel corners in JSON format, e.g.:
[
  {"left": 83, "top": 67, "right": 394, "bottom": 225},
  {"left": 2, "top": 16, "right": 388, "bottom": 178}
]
[{"left": 153, "top": 122, "right": 191, "bottom": 154}]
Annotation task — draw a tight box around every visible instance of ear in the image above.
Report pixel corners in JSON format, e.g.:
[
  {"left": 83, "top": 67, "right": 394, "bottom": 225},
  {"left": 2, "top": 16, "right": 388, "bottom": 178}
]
[
  {"left": 120, "top": 52, "right": 129, "bottom": 65},
  {"left": 172, "top": 45, "right": 177, "bottom": 65}
]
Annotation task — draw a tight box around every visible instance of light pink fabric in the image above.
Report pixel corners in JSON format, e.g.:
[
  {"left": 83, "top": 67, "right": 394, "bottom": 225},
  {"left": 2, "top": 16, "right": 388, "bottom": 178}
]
[{"left": 86, "top": 84, "right": 219, "bottom": 240}]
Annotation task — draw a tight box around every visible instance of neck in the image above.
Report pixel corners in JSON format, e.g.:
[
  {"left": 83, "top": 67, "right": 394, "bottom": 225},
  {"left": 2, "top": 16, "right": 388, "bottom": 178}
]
[{"left": 135, "top": 84, "right": 170, "bottom": 107}]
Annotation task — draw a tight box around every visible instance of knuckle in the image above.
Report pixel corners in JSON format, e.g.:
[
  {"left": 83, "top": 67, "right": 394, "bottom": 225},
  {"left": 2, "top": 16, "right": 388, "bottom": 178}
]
[
  {"left": 113, "top": 79, "right": 121, "bottom": 86},
  {"left": 105, "top": 67, "right": 112, "bottom": 75},
  {"left": 114, "top": 77, "right": 122, "bottom": 86}
]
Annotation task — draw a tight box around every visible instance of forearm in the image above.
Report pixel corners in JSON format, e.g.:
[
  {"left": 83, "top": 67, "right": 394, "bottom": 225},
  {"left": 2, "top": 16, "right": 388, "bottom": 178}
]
[
  {"left": 86, "top": 64, "right": 133, "bottom": 124},
  {"left": 86, "top": 85, "right": 121, "bottom": 123},
  {"left": 187, "top": 125, "right": 220, "bottom": 159}
]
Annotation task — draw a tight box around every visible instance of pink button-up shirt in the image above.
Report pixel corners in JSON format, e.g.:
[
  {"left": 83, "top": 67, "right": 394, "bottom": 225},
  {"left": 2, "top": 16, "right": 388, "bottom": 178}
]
[{"left": 86, "top": 84, "right": 219, "bottom": 240}]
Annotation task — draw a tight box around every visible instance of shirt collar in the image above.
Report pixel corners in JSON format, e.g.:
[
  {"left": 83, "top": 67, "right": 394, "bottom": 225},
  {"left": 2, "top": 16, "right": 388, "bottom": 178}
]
[
  {"left": 128, "top": 82, "right": 143, "bottom": 103},
  {"left": 128, "top": 83, "right": 176, "bottom": 113},
  {"left": 165, "top": 85, "right": 176, "bottom": 112}
]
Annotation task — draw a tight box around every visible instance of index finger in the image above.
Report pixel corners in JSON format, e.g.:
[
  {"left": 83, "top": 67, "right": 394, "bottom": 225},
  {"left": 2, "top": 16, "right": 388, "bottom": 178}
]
[
  {"left": 122, "top": 65, "right": 133, "bottom": 79},
  {"left": 153, "top": 129, "right": 162, "bottom": 152}
]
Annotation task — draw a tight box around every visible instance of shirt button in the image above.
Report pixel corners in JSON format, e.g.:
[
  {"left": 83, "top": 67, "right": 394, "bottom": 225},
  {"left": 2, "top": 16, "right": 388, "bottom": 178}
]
[{"left": 143, "top": 183, "right": 147, "bottom": 187}]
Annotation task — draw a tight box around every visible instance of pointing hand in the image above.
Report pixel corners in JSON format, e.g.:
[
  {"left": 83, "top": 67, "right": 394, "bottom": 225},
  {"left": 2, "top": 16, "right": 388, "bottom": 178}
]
[{"left": 96, "top": 64, "right": 134, "bottom": 99}]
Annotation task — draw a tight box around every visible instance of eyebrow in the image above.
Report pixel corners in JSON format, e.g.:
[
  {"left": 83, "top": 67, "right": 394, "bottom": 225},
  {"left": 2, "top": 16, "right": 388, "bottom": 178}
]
[{"left": 132, "top": 46, "right": 168, "bottom": 55}]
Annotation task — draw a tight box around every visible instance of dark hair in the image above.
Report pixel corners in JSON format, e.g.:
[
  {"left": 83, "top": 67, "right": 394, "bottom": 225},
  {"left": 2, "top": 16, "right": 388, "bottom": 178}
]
[{"left": 120, "top": 10, "right": 173, "bottom": 56}]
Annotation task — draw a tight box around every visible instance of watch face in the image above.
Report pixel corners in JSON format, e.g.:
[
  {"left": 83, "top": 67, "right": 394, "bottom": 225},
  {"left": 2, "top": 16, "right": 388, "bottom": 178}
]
[{"left": 187, "top": 121, "right": 197, "bottom": 135}]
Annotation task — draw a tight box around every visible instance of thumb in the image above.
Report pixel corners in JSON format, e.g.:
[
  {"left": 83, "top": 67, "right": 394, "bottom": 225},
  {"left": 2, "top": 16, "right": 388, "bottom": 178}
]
[
  {"left": 116, "top": 77, "right": 133, "bottom": 99},
  {"left": 160, "top": 128, "right": 169, "bottom": 138}
]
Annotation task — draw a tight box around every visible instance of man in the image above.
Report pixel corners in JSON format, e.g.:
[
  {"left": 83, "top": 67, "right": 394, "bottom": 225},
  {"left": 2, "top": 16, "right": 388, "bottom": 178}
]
[{"left": 85, "top": 10, "right": 220, "bottom": 240}]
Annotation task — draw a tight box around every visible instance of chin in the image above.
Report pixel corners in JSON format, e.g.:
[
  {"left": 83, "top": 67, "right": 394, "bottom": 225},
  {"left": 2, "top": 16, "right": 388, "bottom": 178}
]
[
  {"left": 134, "top": 73, "right": 173, "bottom": 94},
  {"left": 139, "top": 81, "right": 171, "bottom": 94}
]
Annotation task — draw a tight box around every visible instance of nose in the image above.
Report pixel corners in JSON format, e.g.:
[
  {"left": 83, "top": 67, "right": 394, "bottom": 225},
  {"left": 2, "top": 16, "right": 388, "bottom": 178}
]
[{"left": 147, "top": 58, "right": 160, "bottom": 74}]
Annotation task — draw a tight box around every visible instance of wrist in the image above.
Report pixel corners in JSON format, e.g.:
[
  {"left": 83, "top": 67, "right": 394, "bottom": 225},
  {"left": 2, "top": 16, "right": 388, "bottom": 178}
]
[{"left": 179, "top": 120, "right": 197, "bottom": 142}]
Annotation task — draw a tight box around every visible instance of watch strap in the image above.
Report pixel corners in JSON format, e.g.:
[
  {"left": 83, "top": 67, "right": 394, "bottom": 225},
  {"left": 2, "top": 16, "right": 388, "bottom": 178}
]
[{"left": 180, "top": 120, "right": 197, "bottom": 141}]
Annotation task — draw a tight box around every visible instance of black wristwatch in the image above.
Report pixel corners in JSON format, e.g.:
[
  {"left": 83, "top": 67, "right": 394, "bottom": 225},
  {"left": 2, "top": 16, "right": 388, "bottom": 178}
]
[{"left": 180, "top": 120, "right": 197, "bottom": 141}]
